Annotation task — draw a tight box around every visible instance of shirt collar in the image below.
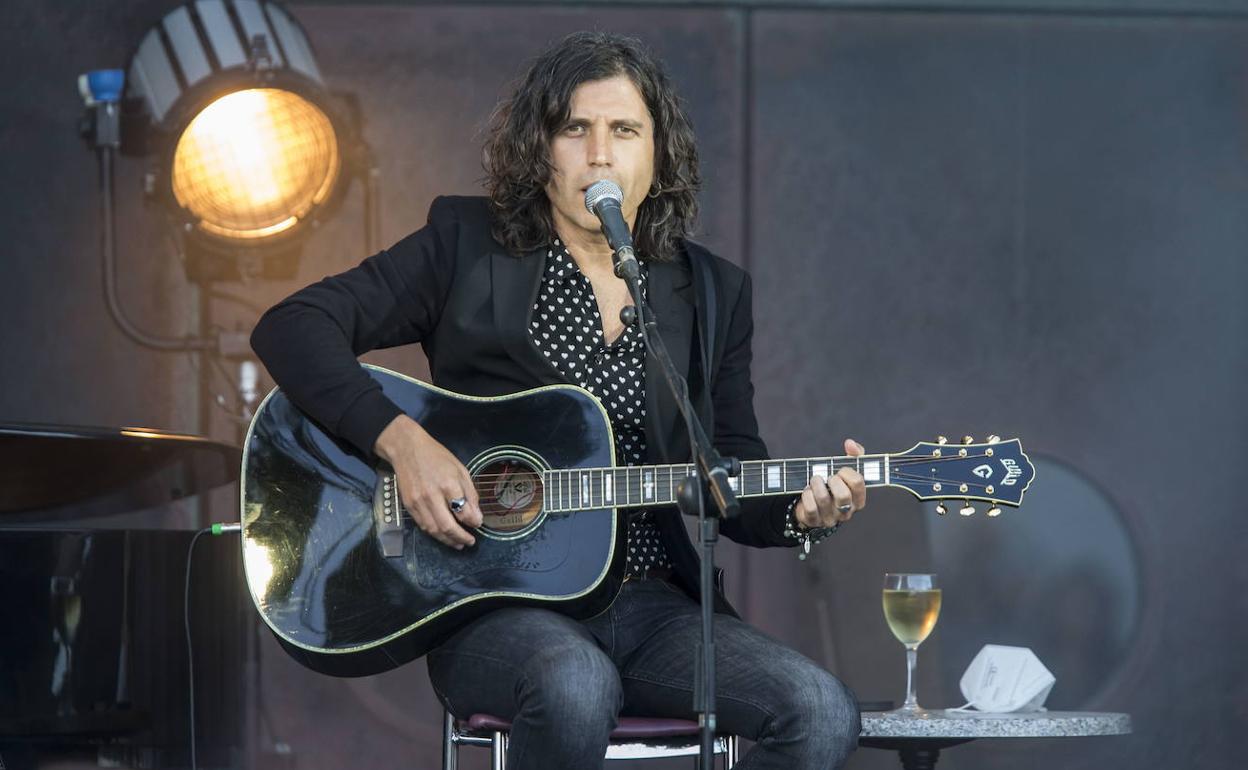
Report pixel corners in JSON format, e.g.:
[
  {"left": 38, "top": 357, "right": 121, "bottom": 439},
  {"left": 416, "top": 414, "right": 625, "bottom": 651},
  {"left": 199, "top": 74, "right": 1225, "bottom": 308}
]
[
  {"left": 545, "top": 239, "right": 648, "bottom": 282},
  {"left": 545, "top": 239, "right": 581, "bottom": 281}
]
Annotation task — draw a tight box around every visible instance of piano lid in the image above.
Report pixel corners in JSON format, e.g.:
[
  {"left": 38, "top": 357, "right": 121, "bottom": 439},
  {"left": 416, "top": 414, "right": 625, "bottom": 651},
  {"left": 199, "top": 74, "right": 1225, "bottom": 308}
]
[{"left": 0, "top": 423, "right": 241, "bottom": 520}]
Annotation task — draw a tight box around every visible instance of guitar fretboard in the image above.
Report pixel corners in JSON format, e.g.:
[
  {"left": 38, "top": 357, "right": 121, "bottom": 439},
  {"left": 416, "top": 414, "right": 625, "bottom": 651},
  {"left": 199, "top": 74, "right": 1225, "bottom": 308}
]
[{"left": 542, "top": 455, "right": 890, "bottom": 513}]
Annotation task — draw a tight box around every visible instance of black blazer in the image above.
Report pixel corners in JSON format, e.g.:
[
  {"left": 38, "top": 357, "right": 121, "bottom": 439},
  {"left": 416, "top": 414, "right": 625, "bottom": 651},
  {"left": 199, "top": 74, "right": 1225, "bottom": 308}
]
[{"left": 251, "top": 196, "right": 795, "bottom": 615}]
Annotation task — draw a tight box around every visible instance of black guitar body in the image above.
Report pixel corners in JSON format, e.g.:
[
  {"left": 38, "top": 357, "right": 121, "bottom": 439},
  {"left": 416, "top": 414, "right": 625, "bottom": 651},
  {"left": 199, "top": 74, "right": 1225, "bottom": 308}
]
[{"left": 241, "top": 367, "right": 623, "bottom": 676}]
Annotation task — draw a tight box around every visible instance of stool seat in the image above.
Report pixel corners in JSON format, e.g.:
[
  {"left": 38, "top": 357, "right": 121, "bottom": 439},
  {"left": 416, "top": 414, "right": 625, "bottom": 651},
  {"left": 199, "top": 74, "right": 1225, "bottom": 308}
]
[
  {"left": 464, "top": 713, "right": 709, "bottom": 739},
  {"left": 445, "top": 707, "right": 739, "bottom": 768}
]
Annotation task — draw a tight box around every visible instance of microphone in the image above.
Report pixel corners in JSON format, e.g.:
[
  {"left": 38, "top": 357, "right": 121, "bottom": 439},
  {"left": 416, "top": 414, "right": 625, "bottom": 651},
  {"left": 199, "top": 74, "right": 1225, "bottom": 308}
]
[{"left": 584, "top": 180, "right": 639, "bottom": 279}]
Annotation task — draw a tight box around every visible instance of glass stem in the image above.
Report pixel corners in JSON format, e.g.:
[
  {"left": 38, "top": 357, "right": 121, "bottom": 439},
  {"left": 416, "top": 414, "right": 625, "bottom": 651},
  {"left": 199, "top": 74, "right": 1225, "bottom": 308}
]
[{"left": 903, "top": 645, "right": 919, "bottom": 709}]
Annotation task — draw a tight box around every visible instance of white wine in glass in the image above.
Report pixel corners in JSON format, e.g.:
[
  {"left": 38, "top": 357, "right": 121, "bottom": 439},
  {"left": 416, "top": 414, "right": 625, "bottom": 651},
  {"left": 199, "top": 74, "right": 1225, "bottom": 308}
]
[{"left": 882, "top": 573, "right": 941, "bottom": 715}]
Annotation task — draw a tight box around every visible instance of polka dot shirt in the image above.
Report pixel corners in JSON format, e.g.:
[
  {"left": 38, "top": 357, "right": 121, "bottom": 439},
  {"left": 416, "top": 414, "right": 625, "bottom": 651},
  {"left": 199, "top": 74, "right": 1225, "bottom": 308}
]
[{"left": 528, "top": 240, "right": 672, "bottom": 579}]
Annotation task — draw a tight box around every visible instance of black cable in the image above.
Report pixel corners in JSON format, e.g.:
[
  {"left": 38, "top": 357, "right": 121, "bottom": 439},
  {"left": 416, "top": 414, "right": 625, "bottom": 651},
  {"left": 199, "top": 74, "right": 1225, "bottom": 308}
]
[
  {"left": 185, "top": 523, "right": 241, "bottom": 770},
  {"left": 97, "top": 143, "right": 213, "bottom": 352},
  {"left": 184, "top": 527, "right": 210, "bottom": 770}
]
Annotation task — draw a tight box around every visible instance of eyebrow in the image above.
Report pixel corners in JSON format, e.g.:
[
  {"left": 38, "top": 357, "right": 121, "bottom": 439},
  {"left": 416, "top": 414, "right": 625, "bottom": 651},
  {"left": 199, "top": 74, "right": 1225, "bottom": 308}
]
[{"left": 564, "top": 117, "right": 646, "bottom": 130}]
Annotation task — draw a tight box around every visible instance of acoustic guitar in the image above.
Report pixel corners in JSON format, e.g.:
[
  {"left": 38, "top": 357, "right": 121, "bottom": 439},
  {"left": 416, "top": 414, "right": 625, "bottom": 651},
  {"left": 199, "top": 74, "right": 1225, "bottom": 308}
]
[{"left": 240, "top": 364, "right": 1034, "bottom": 676}]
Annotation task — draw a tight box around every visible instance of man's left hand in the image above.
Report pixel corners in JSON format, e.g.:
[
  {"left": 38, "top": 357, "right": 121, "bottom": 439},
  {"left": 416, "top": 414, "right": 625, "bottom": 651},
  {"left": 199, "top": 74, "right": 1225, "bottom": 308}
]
[{"left": 796, "top": 438, "right": 867, "bottom": 529}]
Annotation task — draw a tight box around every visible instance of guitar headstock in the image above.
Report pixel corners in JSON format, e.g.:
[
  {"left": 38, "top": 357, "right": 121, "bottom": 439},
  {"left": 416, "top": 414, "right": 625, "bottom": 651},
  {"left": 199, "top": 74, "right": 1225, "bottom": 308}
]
[{"left": 889, "top": 436, "right": 1035, "bottom": 516}]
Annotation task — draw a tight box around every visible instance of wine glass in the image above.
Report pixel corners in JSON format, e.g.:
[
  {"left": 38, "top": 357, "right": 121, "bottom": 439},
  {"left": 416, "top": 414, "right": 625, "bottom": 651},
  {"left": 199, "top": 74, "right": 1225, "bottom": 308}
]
[{"left": 882, "top": 573, "right": 942, "bottom": 715}]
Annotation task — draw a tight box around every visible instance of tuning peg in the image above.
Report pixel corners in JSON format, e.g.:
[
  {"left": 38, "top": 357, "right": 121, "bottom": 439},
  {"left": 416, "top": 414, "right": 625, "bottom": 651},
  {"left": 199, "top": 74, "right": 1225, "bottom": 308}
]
[
  {"left": 962, "top": 435, "right": 975, "bottom": 445},
  {"left": 986, "top": 505, "right": 1002, "bottom": 517},
  {"left": 935, "top": 503, "right": 947, "bottom": 516},
  {"left": 987, "top": 435, "right": 1001, "bottom": 444},
  {"left": 959, "top": 501, "right": 976, "bottom": 517},
  {"left": 936, "top": 436, "right": 948, "bottom": 445}
]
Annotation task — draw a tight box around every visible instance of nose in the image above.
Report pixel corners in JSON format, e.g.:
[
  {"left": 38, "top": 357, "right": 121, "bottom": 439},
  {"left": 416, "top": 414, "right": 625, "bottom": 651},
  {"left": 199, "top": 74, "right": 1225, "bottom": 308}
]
[{"left": 587, "top": 123, "right": 612, "bottom": 167}]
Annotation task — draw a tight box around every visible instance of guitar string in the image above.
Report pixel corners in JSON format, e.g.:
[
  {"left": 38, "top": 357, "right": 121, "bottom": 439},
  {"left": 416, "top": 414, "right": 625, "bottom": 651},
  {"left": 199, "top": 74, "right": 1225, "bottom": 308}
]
[
  {"left": 461, "top": 469, "right": 1006, "bottom": 500},
  {"left": 466, "top": 474, "right": 1004, "bottom": 513},
  {"left": 447, "top": 451, "right": 1005, "bottom": 484},
  {"left": 453, "top": 450, "right": 1004, "bottom": 479},
  {"left": 404, "top": 471, "right": 1005, "bottom": 518}
]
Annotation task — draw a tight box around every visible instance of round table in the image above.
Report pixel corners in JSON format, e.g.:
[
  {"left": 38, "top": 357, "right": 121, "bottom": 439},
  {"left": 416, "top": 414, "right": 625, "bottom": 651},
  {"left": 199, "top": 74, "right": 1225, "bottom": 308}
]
[{"left": 859, "top": 710, "right": 1132, "bottom": 769}]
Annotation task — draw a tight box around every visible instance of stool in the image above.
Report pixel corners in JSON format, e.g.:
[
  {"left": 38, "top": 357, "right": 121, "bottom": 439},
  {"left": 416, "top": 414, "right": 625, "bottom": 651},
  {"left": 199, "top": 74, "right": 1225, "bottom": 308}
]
[{"left": 442, "top": 709, "right": 740, "bottom": 769}]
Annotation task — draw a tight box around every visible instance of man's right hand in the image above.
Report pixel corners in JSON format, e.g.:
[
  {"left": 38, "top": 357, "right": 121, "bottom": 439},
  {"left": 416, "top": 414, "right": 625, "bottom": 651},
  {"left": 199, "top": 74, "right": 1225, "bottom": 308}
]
[{"left": 374, "top": 414, "right": 482, "bottom": 549}]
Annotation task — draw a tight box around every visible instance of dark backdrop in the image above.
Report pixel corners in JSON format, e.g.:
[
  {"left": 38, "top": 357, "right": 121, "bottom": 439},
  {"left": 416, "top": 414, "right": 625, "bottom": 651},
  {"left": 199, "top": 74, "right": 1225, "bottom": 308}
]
[{"left": 2, "top": 1, "right": 1244, "bottom": 768}]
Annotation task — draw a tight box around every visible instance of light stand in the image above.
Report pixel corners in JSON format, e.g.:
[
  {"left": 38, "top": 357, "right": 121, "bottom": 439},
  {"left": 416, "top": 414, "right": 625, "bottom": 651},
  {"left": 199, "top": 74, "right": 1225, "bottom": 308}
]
[{"left": 81, "top": 58, "right": 380, "bottom": 769}]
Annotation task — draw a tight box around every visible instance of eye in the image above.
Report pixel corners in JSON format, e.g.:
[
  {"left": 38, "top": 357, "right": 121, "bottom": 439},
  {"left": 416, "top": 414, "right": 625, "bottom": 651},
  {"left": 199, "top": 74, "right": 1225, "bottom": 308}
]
[
  {"left": 615, "top": 125, "right": 638, "bottom": 136},
  {"left": 562, "top": 123, "right": 586, "bottom": 136}
]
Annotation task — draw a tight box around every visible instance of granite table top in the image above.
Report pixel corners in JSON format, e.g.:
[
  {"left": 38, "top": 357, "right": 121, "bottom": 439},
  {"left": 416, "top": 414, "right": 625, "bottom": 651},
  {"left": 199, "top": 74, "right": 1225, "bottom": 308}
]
[{"left": 860, "top": 710, "right": 1132, "bottom": 739}]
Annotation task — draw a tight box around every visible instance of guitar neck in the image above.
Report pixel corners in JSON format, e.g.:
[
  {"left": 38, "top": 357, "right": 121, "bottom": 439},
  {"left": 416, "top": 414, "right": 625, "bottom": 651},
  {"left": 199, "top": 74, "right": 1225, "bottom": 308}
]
[{"left": 542, "top": 455, "right": 892, "bottom": 513}]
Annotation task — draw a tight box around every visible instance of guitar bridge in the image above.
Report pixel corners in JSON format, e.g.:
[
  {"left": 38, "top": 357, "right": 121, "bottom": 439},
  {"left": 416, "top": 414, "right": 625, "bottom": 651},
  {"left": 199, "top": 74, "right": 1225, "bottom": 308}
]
[{"left": 373, "top": 470, "right": 405, "bottom": 558}]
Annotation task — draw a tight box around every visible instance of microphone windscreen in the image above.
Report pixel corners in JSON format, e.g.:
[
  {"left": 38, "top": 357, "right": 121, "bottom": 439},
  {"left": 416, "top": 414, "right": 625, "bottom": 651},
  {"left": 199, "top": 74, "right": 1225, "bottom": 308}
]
[{"left": 584, "top": 180, "right": 624, "bottom": 214}]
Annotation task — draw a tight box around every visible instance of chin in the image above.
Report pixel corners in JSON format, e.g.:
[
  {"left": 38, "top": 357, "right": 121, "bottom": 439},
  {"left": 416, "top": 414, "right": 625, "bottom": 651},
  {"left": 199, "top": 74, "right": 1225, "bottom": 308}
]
[{"left": 567, "top": 207, "right": 602, "bottom": 233}]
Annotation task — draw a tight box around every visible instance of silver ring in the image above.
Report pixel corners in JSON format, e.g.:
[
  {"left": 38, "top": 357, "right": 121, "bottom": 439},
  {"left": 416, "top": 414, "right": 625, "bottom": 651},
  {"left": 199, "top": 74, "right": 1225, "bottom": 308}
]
[
  {"left": 837, "top": 503, "right": 852, "bottom": 514},
  {"left": 449, "top": 497, "right": 467, "bottom": 514}
]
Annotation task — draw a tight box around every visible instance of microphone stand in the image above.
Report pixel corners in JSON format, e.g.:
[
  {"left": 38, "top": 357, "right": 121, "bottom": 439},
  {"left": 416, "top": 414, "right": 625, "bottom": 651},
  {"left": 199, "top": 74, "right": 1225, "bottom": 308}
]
[{"left": 614, "top": 255, "right": 740, "bottom": 767}]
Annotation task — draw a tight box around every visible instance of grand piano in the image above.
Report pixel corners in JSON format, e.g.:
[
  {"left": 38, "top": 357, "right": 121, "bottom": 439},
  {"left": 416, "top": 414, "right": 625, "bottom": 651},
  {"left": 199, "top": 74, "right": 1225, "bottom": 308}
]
[{"left": 0, "top": 424, "right": 246, "bottom": 769}]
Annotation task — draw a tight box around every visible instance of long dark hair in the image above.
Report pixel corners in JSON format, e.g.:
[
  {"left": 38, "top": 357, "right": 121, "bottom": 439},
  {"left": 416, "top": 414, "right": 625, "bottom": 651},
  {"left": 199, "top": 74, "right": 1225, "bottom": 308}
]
[{"left": 483, "top": 31, "right": 701, "bottom": 262}]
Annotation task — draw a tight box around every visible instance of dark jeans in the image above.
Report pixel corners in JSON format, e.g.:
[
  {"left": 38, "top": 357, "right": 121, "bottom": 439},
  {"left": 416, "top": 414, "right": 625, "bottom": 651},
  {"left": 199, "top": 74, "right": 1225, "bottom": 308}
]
[{"left": 428, "top": 579, "right": 860, "bottom": 769}]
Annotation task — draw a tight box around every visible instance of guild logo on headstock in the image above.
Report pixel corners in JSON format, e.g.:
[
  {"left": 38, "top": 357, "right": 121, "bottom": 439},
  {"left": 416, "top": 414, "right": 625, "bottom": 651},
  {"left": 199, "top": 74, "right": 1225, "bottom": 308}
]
[
  {"left": 1001, "top": 458, "right": 1023, "bottom": 486},
  {"left": 972, "top": 464, "right": 993, "bottom": 479}
]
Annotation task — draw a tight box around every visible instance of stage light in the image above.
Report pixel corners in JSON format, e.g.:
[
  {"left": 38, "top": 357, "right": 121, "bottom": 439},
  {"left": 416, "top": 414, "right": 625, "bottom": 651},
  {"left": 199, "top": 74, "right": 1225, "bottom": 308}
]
[
  {"left": 171, "top": 87, "right": 340, "bottom": 241},
  {"left": 122, "top": 0, "right": 366, "bottom": 277}
]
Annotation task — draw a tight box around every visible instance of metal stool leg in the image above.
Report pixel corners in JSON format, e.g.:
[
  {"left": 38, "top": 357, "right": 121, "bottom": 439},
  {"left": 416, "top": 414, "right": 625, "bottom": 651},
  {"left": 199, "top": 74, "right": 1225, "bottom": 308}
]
[
  {"left": 442, "top": 710, "right": 458, "bottom": 770},
  {"left": 491, "top": 729, "right": 506, "bottom": 770}
]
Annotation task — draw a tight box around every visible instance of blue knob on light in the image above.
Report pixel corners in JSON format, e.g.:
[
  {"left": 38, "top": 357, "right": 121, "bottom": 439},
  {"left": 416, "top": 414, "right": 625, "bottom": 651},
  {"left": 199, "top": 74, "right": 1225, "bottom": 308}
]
[{"left": 86, "top": 69, "right": 125, "bottom": 102}]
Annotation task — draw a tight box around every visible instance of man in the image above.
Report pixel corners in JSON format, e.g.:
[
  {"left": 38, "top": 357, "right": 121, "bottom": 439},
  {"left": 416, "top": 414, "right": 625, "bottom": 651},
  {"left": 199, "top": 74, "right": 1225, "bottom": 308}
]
[{"left": 252, "top": 31, "right": 864, "bottom": 769}]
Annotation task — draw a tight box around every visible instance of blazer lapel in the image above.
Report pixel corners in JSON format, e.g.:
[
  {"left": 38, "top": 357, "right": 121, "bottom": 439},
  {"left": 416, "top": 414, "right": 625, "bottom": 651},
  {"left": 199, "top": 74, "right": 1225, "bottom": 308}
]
[
  {"left": 491, "top": 248, "right": 565, "bottom": 386},
  {"left": 644, "top": 258, "right": 695, "bottom": 463}
]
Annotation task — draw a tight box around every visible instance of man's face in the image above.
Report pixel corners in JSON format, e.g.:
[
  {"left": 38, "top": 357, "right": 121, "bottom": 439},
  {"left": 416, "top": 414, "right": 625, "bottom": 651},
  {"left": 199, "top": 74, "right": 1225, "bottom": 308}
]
[{"left": 545, "top": 74, "right": 655, "bottom": 245}]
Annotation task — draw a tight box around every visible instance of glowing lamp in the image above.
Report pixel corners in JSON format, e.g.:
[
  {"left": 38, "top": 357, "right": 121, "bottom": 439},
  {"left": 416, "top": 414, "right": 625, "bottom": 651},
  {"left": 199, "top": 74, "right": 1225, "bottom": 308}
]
[{"left": 124, "top": 0, "right": 362, "bottom": 278}]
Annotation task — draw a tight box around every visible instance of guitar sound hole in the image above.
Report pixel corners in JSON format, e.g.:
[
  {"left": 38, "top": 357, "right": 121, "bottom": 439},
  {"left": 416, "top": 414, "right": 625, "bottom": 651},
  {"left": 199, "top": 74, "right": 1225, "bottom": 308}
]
[{"left": 476, "top": 459, "right": 545, "bottom": 535}]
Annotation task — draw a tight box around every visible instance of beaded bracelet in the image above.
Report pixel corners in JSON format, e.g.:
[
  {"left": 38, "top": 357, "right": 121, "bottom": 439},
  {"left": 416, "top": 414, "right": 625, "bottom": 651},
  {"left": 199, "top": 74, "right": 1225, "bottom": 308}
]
[{"left": 783, "top": 497, "right": 840, "bottom": 560}]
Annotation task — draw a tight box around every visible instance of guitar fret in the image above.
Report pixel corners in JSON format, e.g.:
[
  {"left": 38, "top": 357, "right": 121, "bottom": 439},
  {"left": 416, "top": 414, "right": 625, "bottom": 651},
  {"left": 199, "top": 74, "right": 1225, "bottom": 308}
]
[
  {"left": 786, "top": 460, "right": 806, "bottom": 493},
  {"left": 766, "top": 461, "right": 782, "bottom": 491},
  {"left": 743, "top": 461, "right": 763, "bottom": 496}
]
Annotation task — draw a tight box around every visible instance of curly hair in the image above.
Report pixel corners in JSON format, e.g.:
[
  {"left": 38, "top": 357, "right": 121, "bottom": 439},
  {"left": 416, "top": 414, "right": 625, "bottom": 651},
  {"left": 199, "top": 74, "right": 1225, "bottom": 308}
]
[{"left": 483, "top": 31, "right": 701, "bottom": 262}]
